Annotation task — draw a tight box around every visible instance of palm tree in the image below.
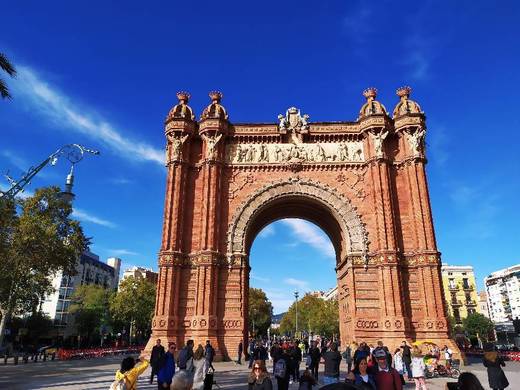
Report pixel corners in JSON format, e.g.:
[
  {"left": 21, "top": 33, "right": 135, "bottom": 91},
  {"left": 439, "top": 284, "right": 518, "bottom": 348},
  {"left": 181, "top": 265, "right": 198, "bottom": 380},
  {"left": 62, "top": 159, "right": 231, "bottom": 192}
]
[{"left": 0, "top": 52, "right": 17, "bottom": 99}]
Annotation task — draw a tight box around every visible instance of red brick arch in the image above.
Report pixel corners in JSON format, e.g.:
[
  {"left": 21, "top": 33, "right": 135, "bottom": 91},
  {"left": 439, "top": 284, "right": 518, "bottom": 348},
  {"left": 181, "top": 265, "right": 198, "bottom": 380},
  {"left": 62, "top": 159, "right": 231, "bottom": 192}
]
[{"left": 148, "top": 89, "right": 458, "bottom": 359}]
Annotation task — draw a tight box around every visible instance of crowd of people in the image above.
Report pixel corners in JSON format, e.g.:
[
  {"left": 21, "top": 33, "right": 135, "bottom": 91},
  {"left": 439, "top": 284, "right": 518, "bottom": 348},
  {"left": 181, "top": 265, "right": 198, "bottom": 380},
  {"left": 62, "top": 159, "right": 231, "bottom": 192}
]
[{"left": 109, "top": 337, "right": 510, "bottom": 390}]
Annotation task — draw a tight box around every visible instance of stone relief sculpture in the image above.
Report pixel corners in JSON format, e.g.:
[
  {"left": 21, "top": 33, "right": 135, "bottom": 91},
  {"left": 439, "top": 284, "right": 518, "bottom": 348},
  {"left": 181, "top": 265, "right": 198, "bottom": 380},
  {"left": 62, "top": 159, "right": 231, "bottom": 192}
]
[
  {"left": 405, "top": 128, "right": 426, "bottom": 156},
  {"left": 167, "top": 133, "right": 189, "bottom": 161},
  {"left": 228, "top": 141, "right": 364, "bottom": 164},
  {"left": 277, "top": 107, "right": 310, "bottom": 144},
  {"left": 371, "top": 129, "right": 388, "bottom": 158},
  {"left": 202, "top": 133, "right": 223, "bottom": 159}
]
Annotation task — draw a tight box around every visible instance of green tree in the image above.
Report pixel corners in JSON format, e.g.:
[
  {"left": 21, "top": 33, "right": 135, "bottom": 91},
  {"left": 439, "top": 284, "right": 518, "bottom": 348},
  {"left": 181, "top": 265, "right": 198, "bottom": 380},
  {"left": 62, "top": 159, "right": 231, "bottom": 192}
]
[
  {"left": 0, "top": 52, "right": 16, "bottom": 99},
  {"left": 462, "top": 312, "right": 494, "bottom": 342},
  {"left": 280, "top": 293, "right": 339, "bottom": 337},
  {"left": 249, "top": 288, "right": 273, "bottom": 336},
  {"left": 69, "top": 285, "right": 112, "bottom": 345},
  {"left": 0, "top": 187, "right": 88, "bottom": 345},
  {"left": 110, "top": 276, "right": 156, "bottom": 341}
]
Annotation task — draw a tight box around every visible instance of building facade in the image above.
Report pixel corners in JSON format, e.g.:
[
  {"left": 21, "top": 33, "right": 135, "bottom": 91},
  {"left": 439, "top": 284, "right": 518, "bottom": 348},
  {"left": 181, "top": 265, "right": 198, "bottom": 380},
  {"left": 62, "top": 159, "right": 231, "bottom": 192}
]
[
  {"left": 149, "top": 87, "right": 456, "bottom": 359},
  {"left": 121, "top": 266, "right": 159, "bottom": 285},
  {"left": 485, "top": 264, "right": 520, "bottom": 323},
  {"left": 478, "top": 291, "right": 490, "bottom": 318},
  {"left": 441, "top": 264, "right": 479, "bottom": 324},
  {"left": 41, "top": 252, "right": 121, "bottom": 338}
]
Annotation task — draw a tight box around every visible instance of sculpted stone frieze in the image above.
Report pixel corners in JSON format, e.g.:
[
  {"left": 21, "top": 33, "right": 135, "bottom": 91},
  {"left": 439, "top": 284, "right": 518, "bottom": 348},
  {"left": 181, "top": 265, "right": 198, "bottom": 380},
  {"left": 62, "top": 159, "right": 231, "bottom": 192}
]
[{"left": 226, "top": 141, "right": 364, "bottom": 164}]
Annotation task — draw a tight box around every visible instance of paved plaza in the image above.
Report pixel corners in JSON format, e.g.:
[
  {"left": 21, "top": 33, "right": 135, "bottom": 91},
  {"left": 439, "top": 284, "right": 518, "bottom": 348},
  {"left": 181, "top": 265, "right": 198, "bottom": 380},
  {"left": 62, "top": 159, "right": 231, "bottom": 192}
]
[{"left": 0, "top": 356, "right": 517, "bottom": 390}]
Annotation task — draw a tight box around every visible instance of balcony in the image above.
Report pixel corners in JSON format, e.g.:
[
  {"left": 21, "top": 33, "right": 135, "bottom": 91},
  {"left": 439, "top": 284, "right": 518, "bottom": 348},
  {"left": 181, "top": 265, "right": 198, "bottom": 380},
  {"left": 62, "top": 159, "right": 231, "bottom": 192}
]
[
  {"left": 465, "top": 300, "right": 477, "bottom": 306},
  {"left": 448, "top": 285, "right": 459, "bottom": 291},
  {"left": 463, "top": 285, "right": 474, "bottom": 292},
  {"left": 451, "top": 300, "right": 463, "bottom": 307}
]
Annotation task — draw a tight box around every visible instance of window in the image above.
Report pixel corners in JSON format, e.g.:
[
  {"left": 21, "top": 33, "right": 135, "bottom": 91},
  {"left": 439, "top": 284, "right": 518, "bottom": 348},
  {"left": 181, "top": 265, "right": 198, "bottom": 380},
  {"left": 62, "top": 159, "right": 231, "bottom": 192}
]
[{"left": 462, "top": 278, "right": 470, "bottom": 289}]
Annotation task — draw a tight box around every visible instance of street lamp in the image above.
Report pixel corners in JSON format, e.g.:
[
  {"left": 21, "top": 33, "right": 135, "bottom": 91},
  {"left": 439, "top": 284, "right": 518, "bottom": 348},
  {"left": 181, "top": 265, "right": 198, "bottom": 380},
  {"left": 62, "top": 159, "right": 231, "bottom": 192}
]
[
  {"left": 294, "top": 291, "right": 299, "bottom": 337},
  {"left": 1, "top": 143, "right": 99, "bottom": 201}
]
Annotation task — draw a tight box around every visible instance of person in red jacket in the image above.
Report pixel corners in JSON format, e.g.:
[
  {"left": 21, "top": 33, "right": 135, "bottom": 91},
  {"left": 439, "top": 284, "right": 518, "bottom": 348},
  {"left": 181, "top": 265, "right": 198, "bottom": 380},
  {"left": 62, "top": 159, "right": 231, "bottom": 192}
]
[{"left": 373, "top": 349, "right": 402, "bottom": 390}]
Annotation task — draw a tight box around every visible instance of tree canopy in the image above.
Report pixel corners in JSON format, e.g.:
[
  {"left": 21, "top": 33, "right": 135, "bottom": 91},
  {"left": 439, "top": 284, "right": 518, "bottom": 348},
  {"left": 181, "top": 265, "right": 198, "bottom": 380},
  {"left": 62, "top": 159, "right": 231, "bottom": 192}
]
[
  {"left": 279, "top": 293, "right": 339, "bottom": 337},
  {"left": 462, "top": 312, "right": 494, "bottom": 342},
  {"left": 249, "top": 288, "right": 273, "bottom": 336},
  {"left": 109, "top": 276, "right": 156, "bottom": 335},
  {"left": 69, "top": 284, "right": 112, "bottom": 344},
  {"left": 0, "top": 187, "right": 88, "bottom": 345}
]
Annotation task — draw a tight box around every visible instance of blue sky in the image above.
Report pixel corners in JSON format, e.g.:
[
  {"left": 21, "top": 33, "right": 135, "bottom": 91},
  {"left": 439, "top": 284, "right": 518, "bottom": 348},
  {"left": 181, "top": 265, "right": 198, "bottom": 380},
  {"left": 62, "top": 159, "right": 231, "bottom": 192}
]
[{"left": 1, "top": 1, "right": 519, "bottom": 313}]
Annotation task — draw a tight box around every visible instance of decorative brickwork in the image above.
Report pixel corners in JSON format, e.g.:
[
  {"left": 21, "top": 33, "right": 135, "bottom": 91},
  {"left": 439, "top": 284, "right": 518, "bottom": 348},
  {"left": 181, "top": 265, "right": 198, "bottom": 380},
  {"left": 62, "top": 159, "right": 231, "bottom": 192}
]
[{"left": 148, "top": 88, "right": 458, "bottom": 359}]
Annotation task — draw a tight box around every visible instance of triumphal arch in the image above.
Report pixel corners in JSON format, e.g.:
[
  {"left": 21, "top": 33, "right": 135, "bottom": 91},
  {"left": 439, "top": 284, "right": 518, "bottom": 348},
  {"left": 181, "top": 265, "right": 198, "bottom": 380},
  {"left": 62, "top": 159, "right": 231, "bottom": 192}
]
[{"left": 149, "top": 87, "right": 455, "bottom": 358}]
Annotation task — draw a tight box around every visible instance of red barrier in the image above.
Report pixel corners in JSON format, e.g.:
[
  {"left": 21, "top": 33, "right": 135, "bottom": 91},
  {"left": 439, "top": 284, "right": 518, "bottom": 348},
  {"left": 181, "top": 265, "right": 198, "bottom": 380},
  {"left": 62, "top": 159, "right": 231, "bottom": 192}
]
[{"left": 57, "top": 346, "right": 144, "bottom": 360}]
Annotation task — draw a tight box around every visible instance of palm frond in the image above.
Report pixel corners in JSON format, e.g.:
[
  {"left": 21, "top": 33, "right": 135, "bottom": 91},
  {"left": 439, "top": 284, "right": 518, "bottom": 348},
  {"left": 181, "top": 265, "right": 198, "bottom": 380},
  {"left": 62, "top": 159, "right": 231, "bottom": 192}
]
[
  {"left": 0, "top": 53, "right": 16, "bottom": 77},
  {"left": 0, "top": 78, "right": 12, "bottom": 99}
]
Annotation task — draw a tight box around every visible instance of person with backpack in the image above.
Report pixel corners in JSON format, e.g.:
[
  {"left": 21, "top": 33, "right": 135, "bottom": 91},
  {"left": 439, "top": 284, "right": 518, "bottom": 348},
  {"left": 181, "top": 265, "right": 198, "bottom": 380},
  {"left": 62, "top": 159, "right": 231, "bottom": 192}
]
[
  {"left": 157, "top": 343, "right": 176, "bottom": 389},
  {"left": 373, "top": 348, "right": 402, "bottom": 390},
  {"left": 112, "top": 355, "right": 150, "bottom": 390},
  {"left": 178, "top": 340, "right": 194, "bottom": 371},
  {"left": 274, "top": 348, "right": 291, "bottom": 390}
]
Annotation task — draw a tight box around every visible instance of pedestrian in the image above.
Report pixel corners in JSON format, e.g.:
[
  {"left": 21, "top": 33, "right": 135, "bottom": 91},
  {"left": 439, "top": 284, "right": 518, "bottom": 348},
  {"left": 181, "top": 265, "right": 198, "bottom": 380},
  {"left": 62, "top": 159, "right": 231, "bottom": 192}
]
[
  {"left": 456, "top": 372, "right": 485, "bottom": 390},
  {"left": 346, "top": 356, "right": 376, "bottom": 390},
  {"left": 373, "top": 349, "right": 402, "bottom": 390},
  {"left": 157, "top": 343, "right": 176, "bottom": 389},
  {"left": 308, "top": 340, "right": 321, "bottom": 380},
  {"left": 393, "top": 348, "right": 405, "bottom": 386},
  {"left": 178, "top": 340, "right": 195, "bottom": 371},
  {"left": 342, "top": 342, "right": 353, "bottom": 373},
  {"left": 150, "top": 339, "right": 166, "bottom": 384},
  {"left": 483, "top": 347, "right": 509, "bottom": 390},
  {"left": 291, "top": 341, "right": 302, "bottom": 382},
  {"left": 401, "top": 340, "right": 412, "bottom": 380},
  {"left": 372, "top": 340, "right": 392, "bottom": 367},
  {"left": 270, "top": 342, "right": 282, "bottom": 374},
  {"left": 298, "top": 368, "right": 317, "bottom": 390},
  {"left": 410, "top": 346, "right": 427, "bottom": 390},
  {"left": 192, "top": 345, "right": 206, "bottom": 390},
  {"left": 237, "top": 341, "right": 243, "bottom": 365},
  {"left": 443, "top": 345, "right": 453, "bottom": 368},
  {"left": 248, "top": 359, "right": 273, "bottom": 390},
  {"left": 248, "top": 338, "right": 256, "bottom": 368},
  {"left": 322, "top": 341, "right": 342, "bottom": 385},
  {"left": 204, "top": 340, "right": 215, "bottom": 373},
  {"left": 274, "top": 347, "right": 291, "bottom": 390},
  {"left": 112, "top": 355, "right": 150, "bottom": 390},
  {"left": 171, "top": 370, "right": 194, "bottom": 390}
]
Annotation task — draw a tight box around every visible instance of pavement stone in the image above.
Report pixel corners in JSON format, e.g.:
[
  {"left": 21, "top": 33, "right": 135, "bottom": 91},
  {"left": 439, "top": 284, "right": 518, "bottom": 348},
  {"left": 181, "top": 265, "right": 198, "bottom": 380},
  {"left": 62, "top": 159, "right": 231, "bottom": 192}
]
[{"left": 0, "top": 356, "right": 517, "bottom": 389}]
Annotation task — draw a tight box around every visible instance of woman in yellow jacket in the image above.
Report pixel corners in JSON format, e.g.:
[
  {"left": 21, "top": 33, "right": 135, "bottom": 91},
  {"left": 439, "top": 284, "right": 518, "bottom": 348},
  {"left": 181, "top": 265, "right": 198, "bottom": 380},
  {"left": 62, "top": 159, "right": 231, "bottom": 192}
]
[{"left": 113, "top": 355, "right": 150, "bottom": 390}]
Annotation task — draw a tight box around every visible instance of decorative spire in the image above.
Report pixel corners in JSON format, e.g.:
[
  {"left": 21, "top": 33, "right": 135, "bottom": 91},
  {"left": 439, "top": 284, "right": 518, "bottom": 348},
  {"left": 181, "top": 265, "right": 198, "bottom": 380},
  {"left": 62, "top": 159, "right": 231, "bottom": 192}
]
[
  {"left": 393, "top": 86, "right": 423, "bottom": 118},
  {"left": 166, "top": 91, "right": 195, "bottom": 121},
  {"left": 201, "top": 91, "right": 228, "bottom": 120},
  {"left": 359, "top": 87, "right": 387, "bottom": 118}
]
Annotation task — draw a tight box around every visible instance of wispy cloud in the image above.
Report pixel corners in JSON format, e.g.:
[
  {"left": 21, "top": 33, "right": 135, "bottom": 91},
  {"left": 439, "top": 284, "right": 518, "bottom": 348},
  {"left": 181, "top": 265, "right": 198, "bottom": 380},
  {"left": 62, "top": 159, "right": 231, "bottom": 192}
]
[
  {"left": 281, "top": 219, "right": 335, "bottom": 258},
  {"left": 10, "top": 66, "right": 164, "bottom": 166},
  {"left": 342, "top": 2, "right": 373, "bottom": 44},
  {"left": 108, "top": 248, "right": 139, "bottom": 257},
  {"left": 426, "top": 124, "right": 450, "bottom": 167},
  {"left": 264, "top": 289, "right": 295, "bottom": 314},
  {"left": 110, "top": 178, "right": 134, "bottom": 185},
  {"left": 72, "top": 208, "right": 117, "bottom": 228},
  {"left": 251, "top": 273, "right": 270, "bottom": 283},
  {"left": 0, "top": 150, "right": 28, "bottom": 172},
  {"left": 284, "top": 277, "right": 308, "bottom": 289},
  {"left": 257, "top": 224, "right": 275, "bottom": 239}
]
